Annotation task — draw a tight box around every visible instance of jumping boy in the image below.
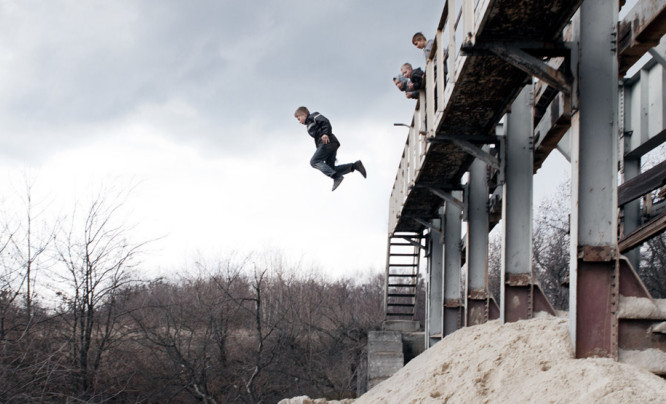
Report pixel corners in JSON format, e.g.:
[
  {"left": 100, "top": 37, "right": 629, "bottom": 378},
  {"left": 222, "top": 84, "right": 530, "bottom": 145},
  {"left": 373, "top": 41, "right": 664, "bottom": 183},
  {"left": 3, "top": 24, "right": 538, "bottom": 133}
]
[{"left": 294, "top": 106, "right": 366, "bottom": 191}]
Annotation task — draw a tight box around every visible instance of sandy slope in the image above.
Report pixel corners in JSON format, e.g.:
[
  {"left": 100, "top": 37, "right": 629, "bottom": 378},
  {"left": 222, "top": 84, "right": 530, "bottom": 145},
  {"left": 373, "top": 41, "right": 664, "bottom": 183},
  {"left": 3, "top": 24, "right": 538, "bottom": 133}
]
[{"left": 280, "top": 315, "right": 666, "bottom": 404}]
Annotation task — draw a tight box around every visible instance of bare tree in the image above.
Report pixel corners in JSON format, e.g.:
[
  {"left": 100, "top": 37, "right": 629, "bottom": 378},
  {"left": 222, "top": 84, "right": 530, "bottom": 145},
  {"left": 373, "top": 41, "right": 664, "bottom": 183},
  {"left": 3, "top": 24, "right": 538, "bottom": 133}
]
[
  {"left": 0, "top": 179, "right": 55, "bottom": 340},
  {"left": 53, "top": 186, "right": 146, "bottom": 399},
  {"left": 532, "top": 181, "right": 570, "bottom": 310},
  {"left": 640, "top": 234, "right": 666, "bottom": 298},
  {"left": 488, "top": 232, "right": 502, "bottom": 303},
  {"left": 0, "top": 179, "right": 65, "bottom": 402},
  {"left": 128, "top": 272, "right": 244, "bottom": 403},
  {"left": 214, "top": 256, "right": 290, "bottom": 404}
]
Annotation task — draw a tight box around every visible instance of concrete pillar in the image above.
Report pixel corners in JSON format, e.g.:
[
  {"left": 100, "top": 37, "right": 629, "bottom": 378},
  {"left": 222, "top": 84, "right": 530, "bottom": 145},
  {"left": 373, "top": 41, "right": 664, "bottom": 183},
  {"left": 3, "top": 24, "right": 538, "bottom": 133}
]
[
  {"left": 443, "top": 192, "right": 463, "bottom": 336},
  {"left": 501, "top": 85, "right": 534, "bottom": 323},
  {"left": 569, "top": 0, "right": 619, "bottom": 358},
  {"left": 426, "top": 214, "right": 444, "bottom": 348},
  {"left": 367, "top": 331, "right": 403, "bottom": 390},
  {"left": 465, "top": 152, "right": 490, "bottom": 326}
]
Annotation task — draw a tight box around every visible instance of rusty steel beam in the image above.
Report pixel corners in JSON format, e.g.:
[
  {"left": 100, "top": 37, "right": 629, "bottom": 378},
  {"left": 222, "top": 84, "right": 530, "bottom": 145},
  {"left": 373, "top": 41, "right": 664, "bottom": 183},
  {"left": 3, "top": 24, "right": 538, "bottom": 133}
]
[
  {"left": 618, "top": 159, "right": 666, "bottom": 206},
  {"left": 570, "top": 0, "right": 620, "bottom": 360},
  {"left": 488, "top": 296, "right": 500, "bottom": 320},
  {"left": 618, "top": 320, "right": 666, "bottom": 350},
  {"left": 467, "top": 289, "right": 489, "bottom": 326},
  {"left": 533, "top": 284, "right": 557, "bottom": 315},
  {"left": 575, "top": 260, "right": 619, "bottom": 358},
  {"left": 618, "top": 256, "right": 653, "bottom": 298},
  {"left": 618, "top": 210, "right": 666, "bottom": 252},
  {"left": 504, "top": 274, "right": 533, "bottom": 322},
  {"left": 615, "top": 256, "right": 666, "bottom": 365},
  {"left": 618, "top": 0, "right": 666, "bottom": 76}
]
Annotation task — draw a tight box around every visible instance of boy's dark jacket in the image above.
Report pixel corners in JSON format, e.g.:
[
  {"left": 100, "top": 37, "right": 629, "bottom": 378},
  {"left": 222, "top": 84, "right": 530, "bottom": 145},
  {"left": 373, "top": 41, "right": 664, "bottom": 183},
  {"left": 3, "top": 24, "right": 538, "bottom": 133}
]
[
  {"left": 410, "top": 68, "right": 425, "bottom": 90},
  {"left": 306, "top": 112, "right": 340, "bottom": 146}
]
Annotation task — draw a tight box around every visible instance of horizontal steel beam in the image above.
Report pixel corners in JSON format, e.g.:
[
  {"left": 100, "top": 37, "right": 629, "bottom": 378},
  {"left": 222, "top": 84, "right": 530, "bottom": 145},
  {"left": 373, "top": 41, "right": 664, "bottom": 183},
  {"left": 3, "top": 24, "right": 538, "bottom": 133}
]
[
  {"left": 618, "top": 159, "right": 666, "bottom": 206},
  {"left": 618, "top": 0, "right": 666, "bottom": 75},
  {"left": 428, "top": 134, "right": 499, "bottom": 144},
  {"left": 619, "top": 210, "right": 666, "bottom": 252}
]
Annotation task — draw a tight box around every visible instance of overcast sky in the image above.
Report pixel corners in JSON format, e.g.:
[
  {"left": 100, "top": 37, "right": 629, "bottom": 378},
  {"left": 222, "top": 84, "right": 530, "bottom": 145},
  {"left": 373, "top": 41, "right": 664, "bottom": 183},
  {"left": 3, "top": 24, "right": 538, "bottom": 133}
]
[
  {"left": 4, "top": 0, "right": 612, "bottom": 282},
  {"left": 0, "top": 0, "right": 460, "bottom": 279}
]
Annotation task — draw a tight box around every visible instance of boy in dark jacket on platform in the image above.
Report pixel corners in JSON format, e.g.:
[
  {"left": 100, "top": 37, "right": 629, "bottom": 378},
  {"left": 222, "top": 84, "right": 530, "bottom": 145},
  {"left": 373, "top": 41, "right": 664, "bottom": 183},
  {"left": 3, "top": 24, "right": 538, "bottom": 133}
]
[
  {"left": 400, "top": 63, "right": 425, "bottom": 99},
  {"left": 294, "top": 106, "right": 366, "bottom": 191}
]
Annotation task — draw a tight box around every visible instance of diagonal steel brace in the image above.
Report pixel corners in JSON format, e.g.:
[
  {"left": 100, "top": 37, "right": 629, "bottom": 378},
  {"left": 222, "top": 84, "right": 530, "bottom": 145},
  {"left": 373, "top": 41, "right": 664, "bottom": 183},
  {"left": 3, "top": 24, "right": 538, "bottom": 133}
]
[
  {"left": 427, "top": 188, "right": 464, "bottom": 211},
  {"left": 451, "top": 139, "right": 500, "bottom": 170},
  {"left": 487, "top": 45, "right": 571, "bottom": 95}
]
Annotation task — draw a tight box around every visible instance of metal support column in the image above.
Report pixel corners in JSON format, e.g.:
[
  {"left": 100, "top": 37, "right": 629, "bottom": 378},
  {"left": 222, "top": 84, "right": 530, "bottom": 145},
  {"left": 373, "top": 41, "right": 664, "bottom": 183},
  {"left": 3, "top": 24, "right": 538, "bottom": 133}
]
[
  {"left": 465, "top": 151, "right": 491, "bottom": 326},
  {"left": 443, "top": 193, "right": 463, "bottom": 336},
  {"left": 620, "top": 80, "right": 641, "bottom": 269},
  {"left": 501, "top": 85, "right": 534, "bottom": 323},
  {"left": 425, "top": 213, "right": 444, "bottom": 348},
  {"left": 622, "top": 157, "right": 642, "bottom": 269},
  {"left": 569, "top": 0, "right": 619, "bottom": 358}
]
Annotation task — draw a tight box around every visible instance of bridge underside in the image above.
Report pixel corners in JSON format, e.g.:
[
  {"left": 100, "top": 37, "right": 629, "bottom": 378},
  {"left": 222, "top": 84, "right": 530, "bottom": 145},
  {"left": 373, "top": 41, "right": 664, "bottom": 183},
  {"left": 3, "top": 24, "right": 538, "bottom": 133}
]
[
  {"left": 393, "top": 0, "right": 582, "bottom": 234},
  {"left": 386, "top": 0, "right": 666, "bottom": 375}
]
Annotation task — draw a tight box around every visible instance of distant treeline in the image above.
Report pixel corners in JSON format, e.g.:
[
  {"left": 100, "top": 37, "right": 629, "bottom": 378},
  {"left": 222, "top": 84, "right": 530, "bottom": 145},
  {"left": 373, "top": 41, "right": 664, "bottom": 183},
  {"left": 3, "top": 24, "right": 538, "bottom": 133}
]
[
  {"left": 1, "top": 260, "right": 385, "bottom": 403},
  {"left": 0, "top": 185, "right": 385, "bottom": 402},
  {"left": 1, "top": 181, "right": 664, "bottom": 403}
]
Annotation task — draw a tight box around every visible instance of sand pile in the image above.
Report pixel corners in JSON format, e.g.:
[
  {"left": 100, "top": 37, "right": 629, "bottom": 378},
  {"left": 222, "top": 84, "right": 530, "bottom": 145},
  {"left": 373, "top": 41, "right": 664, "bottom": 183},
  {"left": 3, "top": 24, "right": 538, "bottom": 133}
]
[{"left": 280, "top": 315, "right": 666, "bottom": 404}]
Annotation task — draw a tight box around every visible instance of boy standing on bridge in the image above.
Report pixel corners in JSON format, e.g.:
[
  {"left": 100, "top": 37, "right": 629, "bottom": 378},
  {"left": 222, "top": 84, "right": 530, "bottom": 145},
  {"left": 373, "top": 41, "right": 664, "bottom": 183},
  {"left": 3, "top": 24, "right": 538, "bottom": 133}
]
[
  {"left": 412, "top": 31, "right": 448, "bottom": 80},
  {"left": 294, "top": 106, "right": 366, "bottom": 191},
  {"left": 412, "top": 32, "right": 434, "bottom": 60}
]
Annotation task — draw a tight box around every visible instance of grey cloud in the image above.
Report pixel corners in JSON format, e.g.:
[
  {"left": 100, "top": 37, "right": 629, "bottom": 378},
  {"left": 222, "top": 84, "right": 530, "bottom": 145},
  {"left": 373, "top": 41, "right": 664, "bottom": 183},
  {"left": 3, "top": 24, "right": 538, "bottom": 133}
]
[{"left": 0, "top": 0, "right": 443, "bottom": 161}]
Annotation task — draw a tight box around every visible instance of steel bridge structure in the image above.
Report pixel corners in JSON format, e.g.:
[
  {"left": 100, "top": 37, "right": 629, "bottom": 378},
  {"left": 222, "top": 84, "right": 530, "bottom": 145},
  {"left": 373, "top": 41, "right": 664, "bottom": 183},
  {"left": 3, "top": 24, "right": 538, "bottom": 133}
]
[{"left": 383, "top": 0, "right": 666, "bottom": 374}]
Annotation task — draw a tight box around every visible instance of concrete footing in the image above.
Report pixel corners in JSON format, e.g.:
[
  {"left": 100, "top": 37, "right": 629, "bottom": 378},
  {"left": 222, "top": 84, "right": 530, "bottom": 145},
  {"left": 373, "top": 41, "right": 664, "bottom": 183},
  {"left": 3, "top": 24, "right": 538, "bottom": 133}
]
[{"left": 365, "top": 321, "right": 424, "bottom": 392}]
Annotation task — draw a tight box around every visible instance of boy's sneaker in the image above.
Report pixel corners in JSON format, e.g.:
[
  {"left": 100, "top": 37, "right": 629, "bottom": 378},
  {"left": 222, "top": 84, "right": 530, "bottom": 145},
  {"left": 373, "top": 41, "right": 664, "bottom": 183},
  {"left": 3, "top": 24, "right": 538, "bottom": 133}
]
[
  {"left": 354, "top": 161, "right": 367, "bottom": 178},
  {"left": 332, "top": 176, "right": 344, "bottom": 191}
]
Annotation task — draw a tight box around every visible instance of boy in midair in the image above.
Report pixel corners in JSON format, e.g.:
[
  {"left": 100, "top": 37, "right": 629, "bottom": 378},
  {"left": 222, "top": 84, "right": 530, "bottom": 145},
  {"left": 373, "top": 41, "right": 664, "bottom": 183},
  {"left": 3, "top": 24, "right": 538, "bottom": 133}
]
[{"left": 294, "top": 106, "right": 366, "bottom": 191}]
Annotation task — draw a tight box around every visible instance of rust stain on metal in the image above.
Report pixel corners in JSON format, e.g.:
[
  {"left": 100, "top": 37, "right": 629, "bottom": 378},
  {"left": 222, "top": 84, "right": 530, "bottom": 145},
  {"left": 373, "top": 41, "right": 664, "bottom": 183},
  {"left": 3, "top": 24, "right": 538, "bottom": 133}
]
[
  {"left": 444, "top": 299, "right": 462, "bottom": 308},
  {"left": 468, "top": 289, "right": 488, "bottom": 300},
  {"left": 504, "top": 286, "right": 531, "bottom": 323},
  {"left": 578, "top": 245, "right": 616, "bottom": 262},
  {"left": 618, "top": 319, "right": 666, "bottom": 351},
  {"left": 467, "top": 300, "right": 488, "bottom": 326},
  {"left": 506, "top": 273, "right": 531, "bottom": 286},
  {"left": 575, "top": 261, "right": 619, "bottom": 359}
]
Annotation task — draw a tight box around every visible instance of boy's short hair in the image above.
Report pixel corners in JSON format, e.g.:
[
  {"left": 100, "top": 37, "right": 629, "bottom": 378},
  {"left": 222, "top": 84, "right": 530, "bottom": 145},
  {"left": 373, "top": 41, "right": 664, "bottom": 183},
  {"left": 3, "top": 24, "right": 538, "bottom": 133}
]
[
  {"left": 294, "top": 106, "right": 310, "bottom": 117},
  {"left": 401, "top": 62, "right": 413, "bottom": 70},
  {"left": 412, "top": 32, "right": 426, "bottom": 43}
]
